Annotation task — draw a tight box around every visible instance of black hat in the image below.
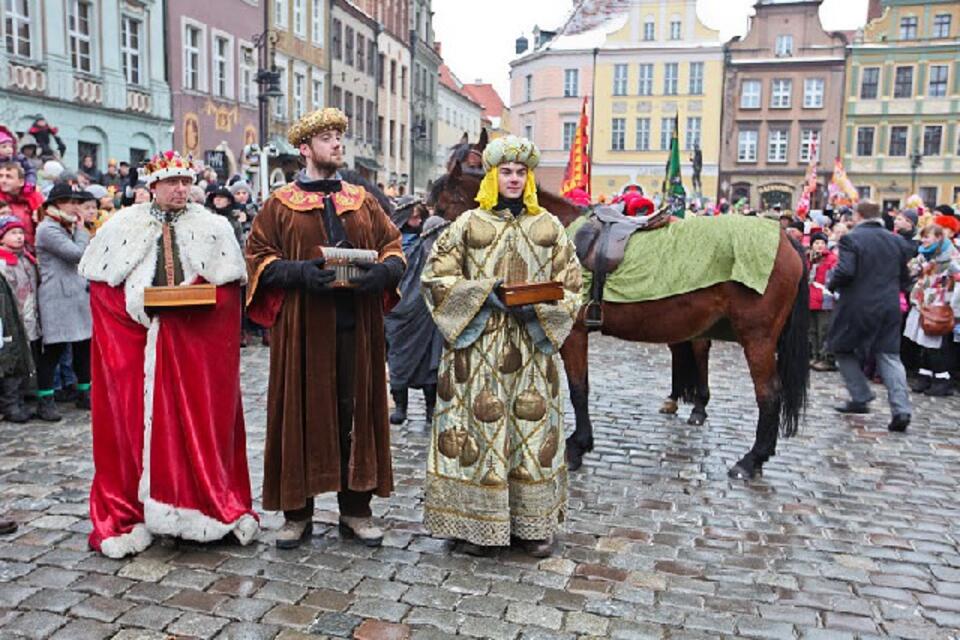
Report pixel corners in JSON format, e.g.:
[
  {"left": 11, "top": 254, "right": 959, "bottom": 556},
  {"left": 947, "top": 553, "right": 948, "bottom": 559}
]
[
  {"left": 44, "top": 182, "right": 94, "bottom": 205},
  {"left": 205, "top": 186, "right": 235, "bottom": 208},
  {"left": 810, "top": 231, "right": 829, "bottom": 245}
]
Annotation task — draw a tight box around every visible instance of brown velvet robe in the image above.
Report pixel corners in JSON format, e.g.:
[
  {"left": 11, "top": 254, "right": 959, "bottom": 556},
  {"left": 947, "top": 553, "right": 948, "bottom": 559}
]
[{"left": 246, "top": 181, "right": 403, "bottom": 511}]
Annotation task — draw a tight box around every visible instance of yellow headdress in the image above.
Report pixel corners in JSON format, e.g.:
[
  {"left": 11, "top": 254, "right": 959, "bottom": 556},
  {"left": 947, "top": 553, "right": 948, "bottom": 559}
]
[
  {"left": 287, "top": 107, "right": 349, "bottom": 146},
  {"left": 475, "top": 135, "right": 542, "bottom": 214}
]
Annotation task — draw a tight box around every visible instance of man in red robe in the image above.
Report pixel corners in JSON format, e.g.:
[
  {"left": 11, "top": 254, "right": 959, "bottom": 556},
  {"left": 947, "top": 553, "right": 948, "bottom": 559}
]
[{"left": 79, "top": 151, "right": 257, "bottom": 558}]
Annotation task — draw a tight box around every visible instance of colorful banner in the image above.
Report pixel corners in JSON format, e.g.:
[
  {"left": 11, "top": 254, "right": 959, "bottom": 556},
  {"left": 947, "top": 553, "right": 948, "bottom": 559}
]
[
  {"left": 561, "top": 96, "right": 591, "bottom": 198},
  {"left": 829, "top": 157, "right": 859, "bottom": 207},
  {"left": 662, "top": 113, "right": 686, "bottom": 218}
]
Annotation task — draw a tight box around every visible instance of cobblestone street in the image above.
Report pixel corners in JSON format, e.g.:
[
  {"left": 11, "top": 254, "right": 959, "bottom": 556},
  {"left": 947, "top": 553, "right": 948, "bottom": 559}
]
[{"left": 1, "top": 337, "right": 959, "bottom": 639}]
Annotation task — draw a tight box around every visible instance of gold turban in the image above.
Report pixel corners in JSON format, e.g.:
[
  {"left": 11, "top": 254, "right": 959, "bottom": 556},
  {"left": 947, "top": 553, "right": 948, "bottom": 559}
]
[
  {"left": 287, "top": 107, "right": 349, "bottom": 146},
  {"left": 476, "top": 135, "right": 543, "bottom": 214}
]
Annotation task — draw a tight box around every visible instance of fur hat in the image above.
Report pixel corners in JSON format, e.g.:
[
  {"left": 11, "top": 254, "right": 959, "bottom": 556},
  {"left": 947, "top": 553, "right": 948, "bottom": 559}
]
[
  {"left": 933, "top": 215, "right": 960, "bottom": 234},
  {"left": 142, "top": 150, "right": 196, "bottom": 186},
  {"left": 481, "top": 135, "right": 541, "bottom": 172},
  {"left": 287, "top": 107, "right": 349, "bottom": 146}
]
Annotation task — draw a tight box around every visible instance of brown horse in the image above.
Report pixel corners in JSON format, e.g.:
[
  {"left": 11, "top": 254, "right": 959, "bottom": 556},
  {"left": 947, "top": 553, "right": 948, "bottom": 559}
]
[{"left": 428, "top": 163, "right": 810, "bottom": 480}]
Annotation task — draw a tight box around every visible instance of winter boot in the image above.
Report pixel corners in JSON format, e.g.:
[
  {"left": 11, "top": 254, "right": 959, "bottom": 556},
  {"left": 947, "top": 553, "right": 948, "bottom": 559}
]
[
  {"left": 911, "top": 373, "right": 933, "bottom": 394},
  {"left": 75, "top": 386, "right": 91, "bottom": 410},
  {"left": 0, "top": 378, "right": 31, "bottom": 423},
  {"left": 54, "top": 384, "right": 77, "bottom": 403},
  {"left": 389, "top": 388, "right": 408, "bottom": 425},
  {"left": 423, "top": 385, "right": 437, "bottom": 424},
  {"left": 37, "top": 395, "right": 62, "bottom": 422},
  {"left": 926, "top": 377, "right": 954, "bottom": 397}
]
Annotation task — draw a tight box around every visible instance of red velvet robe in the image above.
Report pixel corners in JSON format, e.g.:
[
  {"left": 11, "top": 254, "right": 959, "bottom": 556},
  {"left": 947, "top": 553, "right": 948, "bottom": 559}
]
[{"left": 80, "top": 202, "right": 257, "bottom": 558}]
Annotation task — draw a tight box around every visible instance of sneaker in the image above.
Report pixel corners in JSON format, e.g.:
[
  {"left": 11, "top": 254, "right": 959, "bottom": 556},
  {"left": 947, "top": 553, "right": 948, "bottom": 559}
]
[
  {"left": 338, "top": 516, "right": 383, "bottom": 547},
  {"left": 275, "top": 519, "right": 312, "bottom": 549}
]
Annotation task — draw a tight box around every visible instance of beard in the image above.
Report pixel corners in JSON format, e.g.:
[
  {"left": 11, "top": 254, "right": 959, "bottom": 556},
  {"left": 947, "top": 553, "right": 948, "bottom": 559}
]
[{"left": 306, "top": 156, "right": 342, "bottom": 177}]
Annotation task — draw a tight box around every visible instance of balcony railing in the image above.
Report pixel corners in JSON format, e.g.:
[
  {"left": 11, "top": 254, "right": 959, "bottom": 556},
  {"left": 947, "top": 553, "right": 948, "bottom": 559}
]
[
  {"left": 74, "top": 77, "right": 103, "bottom": 105},
  {"left": 127, "top": 89, "right": 152, "bottom": 113},
  {"left": 7, "top": 61, "right": 46, "bottom": 93}
]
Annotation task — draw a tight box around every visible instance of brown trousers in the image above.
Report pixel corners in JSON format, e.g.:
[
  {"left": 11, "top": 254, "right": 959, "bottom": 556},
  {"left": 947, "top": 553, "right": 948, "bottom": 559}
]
[{"left": 284, "top": 328, "right": 373, "bottom": 521}]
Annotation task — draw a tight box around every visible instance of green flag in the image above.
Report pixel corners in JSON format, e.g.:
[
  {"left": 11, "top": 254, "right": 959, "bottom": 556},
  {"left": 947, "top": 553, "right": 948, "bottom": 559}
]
[{"left": 662, "top": 113, "right": 686, "bottom": 218}]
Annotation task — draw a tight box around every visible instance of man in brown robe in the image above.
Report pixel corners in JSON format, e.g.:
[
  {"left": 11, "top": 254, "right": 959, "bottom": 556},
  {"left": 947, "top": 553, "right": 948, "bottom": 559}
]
[{"left": 246, "top": 107, "right": 404, "bottom": 548}]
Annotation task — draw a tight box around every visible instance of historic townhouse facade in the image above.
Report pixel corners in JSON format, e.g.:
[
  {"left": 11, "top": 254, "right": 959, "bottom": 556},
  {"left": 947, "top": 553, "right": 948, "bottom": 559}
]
[
  {"left": 328, "top": 0, "right": 378, "bottom": 180},
  {"left": 437, "top": 60, "right": 484, "bottom": 173},
  {"left": 410, "top": 0, "right": 441, "bottom": 193},
  {"left": 842, "top": 0, "right": 960, "bottom": 210},
  {"left": 0, "top": 0, "right": 171, "bottom": 169},
  {"left": 719, "top": 0, "right": 848, "bottom": 211},
  {"left": 167, "top": 0, "right": 263, "bottom": 179}
]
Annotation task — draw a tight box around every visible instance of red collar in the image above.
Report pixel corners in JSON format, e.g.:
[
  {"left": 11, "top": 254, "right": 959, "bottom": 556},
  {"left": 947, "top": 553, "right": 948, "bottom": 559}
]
[
  {"left": 0, "top": 248, "right": 36, "bottom": 266},
  {"left": 271, "top": 181, "right": 366, "bottom": 215}
]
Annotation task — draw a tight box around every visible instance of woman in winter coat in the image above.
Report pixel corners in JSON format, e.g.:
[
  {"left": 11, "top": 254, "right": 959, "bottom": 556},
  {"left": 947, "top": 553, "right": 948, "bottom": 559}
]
[
  {"left": 34, "top": 184, "right": 93, "bottom": 420},
  {"left": 903, "top": 223, "right": 960, "bottom": 396}
]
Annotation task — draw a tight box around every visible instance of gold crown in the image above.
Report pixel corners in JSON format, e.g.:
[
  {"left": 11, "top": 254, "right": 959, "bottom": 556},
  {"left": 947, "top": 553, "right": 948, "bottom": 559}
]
[
  {"left": 143, "top": 150, "right": 196, "bottom": 185},
  {"left": 288, "top": 108, "right": 349, "bottom": 146}
]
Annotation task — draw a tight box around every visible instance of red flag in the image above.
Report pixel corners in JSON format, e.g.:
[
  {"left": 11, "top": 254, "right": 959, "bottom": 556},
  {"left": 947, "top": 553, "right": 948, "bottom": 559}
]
[{"left": 561, "top": 96, "right": 591, "bottom": 198}]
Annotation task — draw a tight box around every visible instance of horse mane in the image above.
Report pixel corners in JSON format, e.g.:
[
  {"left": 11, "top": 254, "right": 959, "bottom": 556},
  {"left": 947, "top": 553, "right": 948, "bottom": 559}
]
[
  {"left": 427, "top": 173, "right": 448, "bottom": 207},
  {"left": 341, "top": 168, "right": 394, "bottom": 216}
]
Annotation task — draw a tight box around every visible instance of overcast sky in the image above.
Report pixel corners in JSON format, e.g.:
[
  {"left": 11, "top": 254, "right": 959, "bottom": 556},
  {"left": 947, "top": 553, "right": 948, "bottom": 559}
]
[{"left": 433, "top": 0, "right": 869, "bottom": 104}]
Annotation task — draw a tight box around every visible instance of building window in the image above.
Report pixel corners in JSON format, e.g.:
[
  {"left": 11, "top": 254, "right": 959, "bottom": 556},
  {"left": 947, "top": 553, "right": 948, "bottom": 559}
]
[
  {"left": 367, "top": 40, "right": 376, "bottom": 76},
  {"left": 331, "top": 19, "right": 341, "bottom": 59},
  {"left": 390, "top": 59, "right": 396, "bottom": 94},
  {"left": 355, "top": 97, "right": 363, "bottom": 142},
  {"left": 923, "top": 125, "right": 942, "bottom": 156},
  {"left": 638, "top": 63, "right": 653, "bottom": 96},
  {"left": 612, "top": 64, "right": 628, "bottom": 96},
  {"left": 688, "top": 62, "right": 703, "bottom": 95},
  {"left": 860, "top": 67, "right": 879, "bottom": 99},
  {"left": 856, "top": 127, "right": 874, "bottom": 156},
  {"left": 212, "top": 35, "right": 233, "bottom": 98},
  {"left": 183, "top": 24, "right": 203, "bottom": 91},
  {"left": 562, "top": 122, "right": 577, "bottom": 150},
  {"left": 274, "top": 60, "right": 288, "bottom": 119},
  {"left": 274, "top": 0, "right": 287, "bottom": 29},
  {"left": 771, "top": 79, "right": 791, "bottom": 108},
  {"left": 803, "top": 78, "right": 824, "bottom": 108},
  {"left": 643, "top": 19, "right": 655, "bottom": 41},
  {"left": 740, "top": 79, "right": 761, "bottom": 108},
  {"left": 933, "top": 14, "right": 951, "bottom": 38},
  {"left": 68, "top": 0, "right": 94, "bottom": 73},
  {"left": 919, "top": 186, "right": 937, "bottom": 209},
  {"left": 767, "top": 129, "right": 789, "bottom": 163},
  {"left": 893, "top": 66, "right": 913, "bottom": 98},
  {"left": 311, "top": 77, "right": 323, "bottom": 109},
  {"left": 564, "top": 69, "right": 578, "bottom": 97},
  {"left": 685, "top": 117, "right": 701, "bottom": 150},
  {"left": 856, "top": 186, "right": 871, "bottom": 200},
  {"left": 400, "top": 124, "right": 406, "bottom": 159},
  {"left": 240, "top": 45, "right": 256, "bottom": 104},
  {"left": 343, "top": 90, "right": 353, "bottom": 125},
  {"left": 888, "top": 125, "right": 908, "bottom": 156},
  {"left": 312, "top": 0, "right": 324, "bottom": 44},
  {"left": 120, "top": 16, "right": 142, "bottom": 85},
  {"left": 3, "top": 0, "right": 33, "bottom": 57},
  {"left": 524, "top": 74, "right": 532, "bottom": 102},
  {"left": 737, "top": 130, "right": 758, "bottom": 162},
  {"left": 775, "top": 34, "right": 793, "bottom": 57},
  {"left": 663, "top": 63, "right": 678, "bottom": 95},
  {"left": 611, "top": 118, "right": 625, "bottom": 151},
  {"left": 365, "top": 99, "right": 374, "bottom": 143},
  {"left": 292, "top": 71, "right": 305, "bottom": 119},
  {"left": 928, "top": 65, "right": 948, "bottom": 97},
  {"left": 293, "top": 0, "right": 305, "bottom": 37},
  {"left": 331, "top": 85, "right": 341, "bottom": 109},
  {"left": 344, "top": 26, "right": 354, "bottom": 66},
  {"left": 388, "top": 119, "right": 394, "bottom": 155},
  {"left": 669, "top": 20, "right": 681, "bottom": 40},
  {"left": 356, "top": 34, "right": 365, "bottom": 72},
  {"left": 799, "top": 129, "right": 820, "bottom": 162},
  {"left": 660, "top": 117, "right": 674, "bottom": 150},
  {"left": 636, "top": 118, "right": 650, "bottom": 150},
  {"left": 401, "top": 65, "right": 407, "bottom": 98},
  {"left": 899, "top": 16, "right": 917, "bottom": 40}
]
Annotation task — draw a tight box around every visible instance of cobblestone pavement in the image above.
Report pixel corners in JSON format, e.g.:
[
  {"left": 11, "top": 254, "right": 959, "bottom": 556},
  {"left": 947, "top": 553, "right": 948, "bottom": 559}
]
[{"left": 1, "top": 337, "right": 959, "bottom": 639}]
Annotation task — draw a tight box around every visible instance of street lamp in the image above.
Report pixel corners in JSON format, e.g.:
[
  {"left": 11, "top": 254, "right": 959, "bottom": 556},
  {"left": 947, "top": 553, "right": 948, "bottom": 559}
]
[
  {"left": 909, "top": 137, "right": 922, "bottom": 194},
  {"left": 253, "top": 29, "right": 283, "bottom": 147}
]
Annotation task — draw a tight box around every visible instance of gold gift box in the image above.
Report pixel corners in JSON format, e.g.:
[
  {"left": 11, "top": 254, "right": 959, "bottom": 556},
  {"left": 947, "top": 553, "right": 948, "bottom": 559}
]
[{"left": 143, "top": 284, "right": 217, "bottom": 309}]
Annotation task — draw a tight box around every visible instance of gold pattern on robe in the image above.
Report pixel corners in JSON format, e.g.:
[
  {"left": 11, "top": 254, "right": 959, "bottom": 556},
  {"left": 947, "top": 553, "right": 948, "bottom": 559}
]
[
  {"left": 514, "top": 385, "right": 547, "bottom": 422},
  {"left": 438, "top": 370, "right": 455, "bottom": 402},
  {"left": 508, "top": 465, "right": 533, "bottom": 481},
  {"left": 459, "top": 434, "right": 480, "bottom": 466},
  {"left": 438, "top": 427, "right": 467, "bottom": 459},
  {"left": 499, "top": 340, "right": 522, "bottom": 374},
  {"left": 454, "top": 349, "right": 470, "bottom": 383},
  {"left": 547, "top": 359, "right": 560, "bottom": 398},
  {"left": 538, "top": 426, "right": 559, "bottom": 468},
  {"left": 473, "top": 382, "right": 504, "bottom": 423},
  {"left": 530, "top": 213, "right": 559, "bottom": 247},
  {"left": 466, "top": 216, "right": 496, "bottom": 249}
]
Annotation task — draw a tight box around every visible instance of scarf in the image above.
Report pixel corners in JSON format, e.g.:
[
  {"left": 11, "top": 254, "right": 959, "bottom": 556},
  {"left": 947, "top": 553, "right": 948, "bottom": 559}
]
[
  {"left": 496, "top": 196, "right": 524, "bottom": 217},
  {"left": 919, "top": 239, "right": 949, "bottom": 258},
  {"left": 44, "top": 206, "right": 77, "bottom": 228}
]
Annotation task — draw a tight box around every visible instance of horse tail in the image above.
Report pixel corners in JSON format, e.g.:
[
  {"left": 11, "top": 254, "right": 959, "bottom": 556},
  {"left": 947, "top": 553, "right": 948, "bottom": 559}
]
[
  {"left": 670, "top": 342, "right": 699, "bottom": 404},
  {"left": 777, "top": 237, "right": 810, "bottom": 437}
]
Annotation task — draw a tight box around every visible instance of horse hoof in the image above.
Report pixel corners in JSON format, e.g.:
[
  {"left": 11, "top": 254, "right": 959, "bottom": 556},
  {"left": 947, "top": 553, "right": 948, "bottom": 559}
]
[
  {"left": 659, "top": 399, "right": 679, "bottom": 415},
  {"left": 727, "top": 464, "right": 754, "bottom": 480},
  {"left": 687, "top": 413, "right": 706, "bottom": 426}
]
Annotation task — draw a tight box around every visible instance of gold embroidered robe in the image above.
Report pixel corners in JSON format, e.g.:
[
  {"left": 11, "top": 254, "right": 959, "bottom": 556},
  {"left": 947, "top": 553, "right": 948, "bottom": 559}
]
[{"left": 420, "top": 206, "right": 582, "bottom": 545}]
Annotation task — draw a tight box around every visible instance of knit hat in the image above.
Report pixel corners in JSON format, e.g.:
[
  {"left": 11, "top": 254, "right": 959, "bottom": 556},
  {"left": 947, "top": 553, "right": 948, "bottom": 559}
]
[
  {"left": 0, "top": 215, "right": 25, "bottom": 239},
  {"left": 0, "top": 130, "right": 13, "bottom": 146},
  {"left": 86, "top": 184, "right": 109, "bottom": 201},
  {"left": 900, "top": 208, "right": 919, "bottom": 228},
  {"left": 934, "top": 204, "right": 955, "bottom": 217},
  {"left": 228, "top": 180, "right": 253, "bottom": 196}
]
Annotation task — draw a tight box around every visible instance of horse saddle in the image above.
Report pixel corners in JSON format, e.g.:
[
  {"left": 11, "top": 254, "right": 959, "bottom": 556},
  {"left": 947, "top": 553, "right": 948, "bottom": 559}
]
[{"left": 573, "top": 205, "right": 670, "bottom": 329}]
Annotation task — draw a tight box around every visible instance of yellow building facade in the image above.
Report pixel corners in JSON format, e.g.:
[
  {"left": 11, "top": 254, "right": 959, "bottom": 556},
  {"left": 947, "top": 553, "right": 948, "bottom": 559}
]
[{"left": 590, "top": 0, "right": 724, "bottom": 201}]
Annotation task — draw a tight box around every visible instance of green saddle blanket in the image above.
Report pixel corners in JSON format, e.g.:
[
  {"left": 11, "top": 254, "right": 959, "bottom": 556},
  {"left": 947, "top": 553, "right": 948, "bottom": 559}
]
[{"left": 567, "top": 214, "right": 782, "bottom": 303}]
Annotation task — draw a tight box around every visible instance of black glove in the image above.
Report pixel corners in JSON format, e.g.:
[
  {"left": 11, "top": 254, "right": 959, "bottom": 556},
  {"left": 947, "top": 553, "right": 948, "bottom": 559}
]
[
  {"left": 349, "top": 262, "right": 391, "bottom": 294},
  {"left": 261, "top": 258, "right": 336, "bottom": 293},
  {"left": 510, "top": 304, "right": 538, "bottom": 324}
]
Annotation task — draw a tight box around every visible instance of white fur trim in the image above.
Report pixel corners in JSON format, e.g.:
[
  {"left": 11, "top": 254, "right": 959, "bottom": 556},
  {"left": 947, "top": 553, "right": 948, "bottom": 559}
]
[
  {"left": 137, "top": 318, "right": 160, "bottom": 502},
  {"left": 144, "top": 166, "right": 195, "bottom": 186},
  {"left": 100, "top": 523, "right": 152, "bottom": 559},
  {"left": 80, "top": 203, "right": 247, "bottom": 326},
  {"left": 144, "top": 499, "right": 258, "bottom": 544}
]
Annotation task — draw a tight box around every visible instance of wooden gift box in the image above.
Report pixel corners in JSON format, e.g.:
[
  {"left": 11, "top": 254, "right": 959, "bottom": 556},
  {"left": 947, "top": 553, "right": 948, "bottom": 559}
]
[
  {"left": 143, "top": 284, "right": 217, "bottom": 309},
  {"left": 497, "top": 281, "right": 564, "bottom": 307},
  {"left": 320, "top": 247, "right": 378, "bottom": 288}
]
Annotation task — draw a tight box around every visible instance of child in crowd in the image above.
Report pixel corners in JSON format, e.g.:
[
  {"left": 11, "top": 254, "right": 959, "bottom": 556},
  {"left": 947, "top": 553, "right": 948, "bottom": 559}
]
[
  {"left": 808, "top": 231, "right": 838, "bottom": 371},
  {"left": 0, "top": 126, "right": 37, "bottom": 192},
  {"left": 0, "top": 215, "right": 36, "bottom": 423}
]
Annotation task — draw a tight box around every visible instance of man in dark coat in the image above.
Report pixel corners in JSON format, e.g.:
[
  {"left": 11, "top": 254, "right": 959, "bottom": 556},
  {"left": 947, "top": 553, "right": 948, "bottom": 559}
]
[{"left": 827, "top": 201, "right": 913, "bottom": 431}]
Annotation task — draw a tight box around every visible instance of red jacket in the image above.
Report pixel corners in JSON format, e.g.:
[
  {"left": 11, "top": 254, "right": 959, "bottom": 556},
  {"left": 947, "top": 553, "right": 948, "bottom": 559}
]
[
  {"left": 808, "top": 249, "right": 837, "bottom": 311},
  {"left": 0, "top": 188, "right": 42, "bottom": 249}
]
